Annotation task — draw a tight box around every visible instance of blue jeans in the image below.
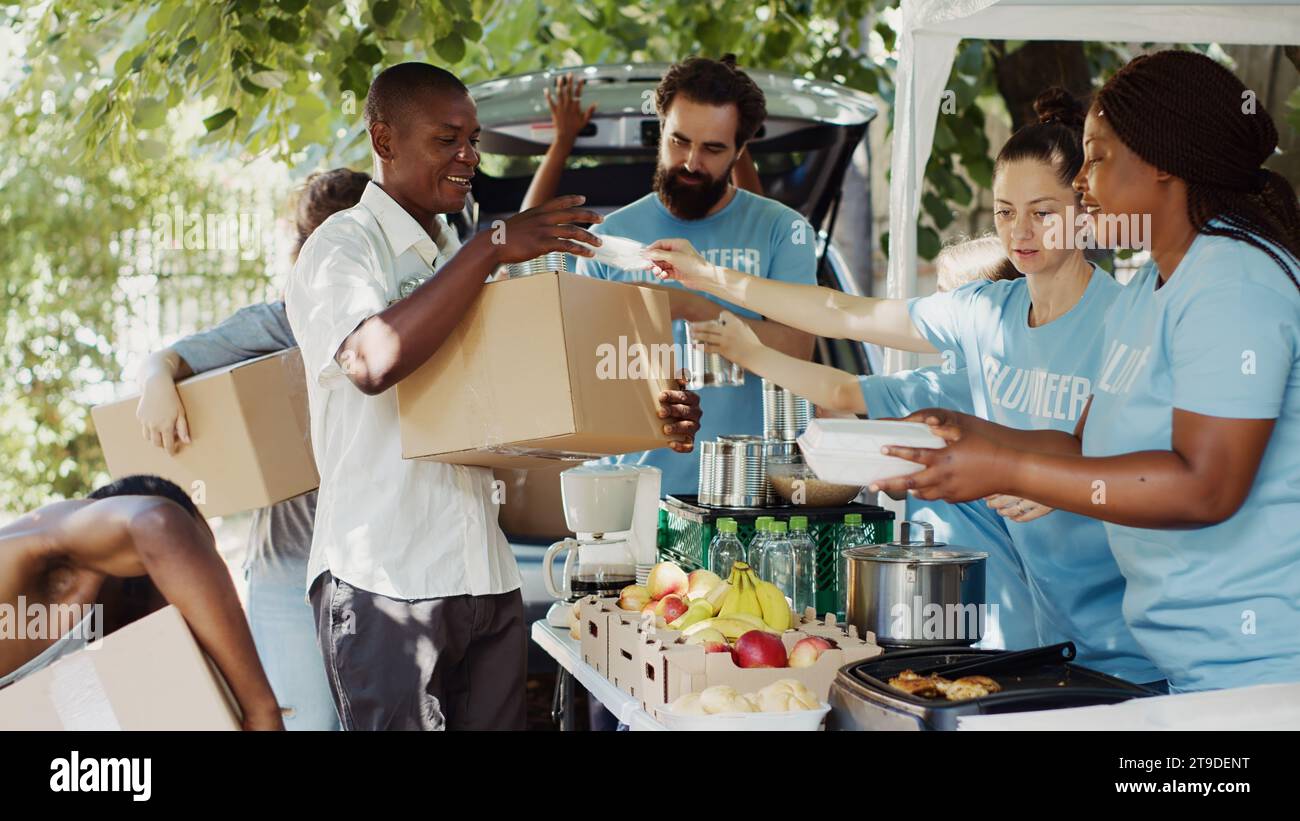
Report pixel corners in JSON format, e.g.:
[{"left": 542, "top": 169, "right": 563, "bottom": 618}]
[{"left": 246, "top": 566, "right": 341, "bottom": 731}]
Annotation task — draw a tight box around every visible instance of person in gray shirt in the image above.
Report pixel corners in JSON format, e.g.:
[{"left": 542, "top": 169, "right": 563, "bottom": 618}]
[{"left": 134, "top": 168, "right": 370, "bottom": 731}]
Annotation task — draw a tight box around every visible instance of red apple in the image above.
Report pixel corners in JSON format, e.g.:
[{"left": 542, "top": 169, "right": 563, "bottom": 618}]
[
  {"left": 733, "top": 630, "right": 789, "bottom": 669},
  {"left": 647, "top": 562, "right": 689, "bottom": 600},
  {"left": 788, "top": 636, "right": 836, "bottom": 668},
  {"left": 702, "top": 641, "right": 730, "bottom": 654},
  {"left": 654, "top": 594, "right": 689, "bottom": 624}
]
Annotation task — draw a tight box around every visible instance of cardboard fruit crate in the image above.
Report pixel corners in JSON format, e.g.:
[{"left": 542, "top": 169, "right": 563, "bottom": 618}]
[
  {"left": 577, "top": 596, "right": 629, "bottom": 679},
  {"left": 635, "top": 611, "right": 882, "bottom": 723}
]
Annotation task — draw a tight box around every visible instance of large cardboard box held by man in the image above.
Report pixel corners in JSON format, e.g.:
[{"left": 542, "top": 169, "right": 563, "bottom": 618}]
[
  {"left": 91, "top": 348, "right": 319, "bottom": 518},
  {"left": 398, "top": 271, "right": 677, "bottom": 470},
  {"left": 0, "top": 606, "right": 242, "bottom": 730}
]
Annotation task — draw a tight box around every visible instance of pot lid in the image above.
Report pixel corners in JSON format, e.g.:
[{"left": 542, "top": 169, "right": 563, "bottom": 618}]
[{"left": 843, "top": 544, "right": 988, "bottom": 564}]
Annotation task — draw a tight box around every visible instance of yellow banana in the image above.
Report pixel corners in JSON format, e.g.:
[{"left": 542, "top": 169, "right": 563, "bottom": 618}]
[
  {"left": 729, "top": 612, "right": 777, "bottom": 633},
  {"left": 681, "top": 616, "right": 778, "bottom": 641},
  {"left": 703, "top": 581, "right": 731, "bottom": 612},
  {"left": 718, "top": 578, "right": 742, "bottom": 618},
  {"left": 735, "top": 571, "right": 765, "bottom": 620},
  {"left": 750, "top": 573, "right": 792, "bottom": 632}
]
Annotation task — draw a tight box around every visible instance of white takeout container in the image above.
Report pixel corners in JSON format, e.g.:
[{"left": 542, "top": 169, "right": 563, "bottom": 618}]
[
  {"left": 797, "top": 418, "right": 946, "bottom": 486},
  {"left": 579, "top": 234, "right": 651, "bottom": 271},
  {"left": 657, "top": 704, "right": 831, "bottom": 731}
]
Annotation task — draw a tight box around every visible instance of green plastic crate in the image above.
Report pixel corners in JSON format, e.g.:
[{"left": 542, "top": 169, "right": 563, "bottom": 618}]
[{"left": 656, "top": 495, "right": 894, "bottom": 617}]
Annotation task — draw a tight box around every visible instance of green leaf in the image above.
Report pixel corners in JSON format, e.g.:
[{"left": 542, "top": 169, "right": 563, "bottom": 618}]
[
  {"left": 963, "top": 155, "right": 993, "bottom": 190},
  {"left": 955, "top": 40, "right": 983, "bottom": 77},
  {"left": 1287, "top": 85, "right": 1300, "bottom": 134},
  {"left": 173, "top": 37, "right": 198, "bottom": 60},
  {"left": 923, "top": 191, "right": 955, "bottom": 231},
  {"left": 247, "top": 69, "right": 289, "bottom": 89},
  {"left": 239, "top": 76, "right": 268, "bottom": 96},
  {"left": 202, "top": 107, "right": 237, "bottom": 132},
  {"left": 918, "top": 225, "right": 942, "bottom": 261},
  {"left": 453, "top": 18, "right": 482, "bottom": 42},
  {"left": 268, "top": 17, "right": 301, "bottom": 43},
  {"left": 353, "top": 42, "right": 383, "bottom": 65},
  {"left": 132, "top": 97, "right": 168, "bottom": 129},
  {"left": 763, "top": 29, "right": 794, "bottom": 61},
  {"left": 194, "top": 5, "right": 220, "bottom": 39},
  {"left": 278, "top": 0, "right": 309, "bottom": 12},
  {"left": 372, "top": 0, "right": 398, "bottom": 26},
  {"left": 138, "top": 138, "right": 168, "bottom": 159},
  {"left": 433, "top": 33, "right": 465, "bottom": 63},
  {"left": 932, "top": 117, "right": 957, "bottom": 152}
]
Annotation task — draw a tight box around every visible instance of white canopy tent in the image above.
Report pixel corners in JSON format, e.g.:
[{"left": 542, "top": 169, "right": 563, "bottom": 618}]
[{"left": 885, "top": 0, "right": 1300, "bottom": 373}]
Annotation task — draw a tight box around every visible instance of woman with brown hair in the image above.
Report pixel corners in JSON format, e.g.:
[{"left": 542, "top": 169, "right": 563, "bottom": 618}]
[{"left": 873, "top": 50, "right": 1300, "bottom": 693}]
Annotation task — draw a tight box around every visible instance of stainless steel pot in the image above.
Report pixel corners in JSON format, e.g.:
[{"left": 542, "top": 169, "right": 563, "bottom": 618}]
[{"left": 842, "top": 521, "right": 988, "bottom": 647}]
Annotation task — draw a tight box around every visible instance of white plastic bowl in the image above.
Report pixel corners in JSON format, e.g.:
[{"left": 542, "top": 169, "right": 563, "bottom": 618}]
[
  {"left": 657, "top": 704, "right": 831, "bottom": 731},
  {"left": 798, "top": 418, "right": 945, "bottom": 487}
]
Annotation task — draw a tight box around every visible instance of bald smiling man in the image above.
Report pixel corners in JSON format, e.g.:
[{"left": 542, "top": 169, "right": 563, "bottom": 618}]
[{"left": 285, "top": 63, "right": 703, "bottom": 730}]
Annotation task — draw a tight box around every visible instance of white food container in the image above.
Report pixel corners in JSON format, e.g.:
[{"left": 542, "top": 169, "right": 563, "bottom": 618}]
[
  {"left": 797, "top": 419, "right": 946, "bottom": 486},
  {"left": 657, "top": 704, "right": 831, "bottom": 731}
]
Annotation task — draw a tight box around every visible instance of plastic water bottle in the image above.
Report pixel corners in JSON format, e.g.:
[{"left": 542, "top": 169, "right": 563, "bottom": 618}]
[
  {"left": 788, "top": 515, "right": 818, "bottom": 618},
  {"left": 834, "top": 513, "right": 869, "bottom": 621},
  {"left": 707, "top": 518, "right": 745, "bottom": 578},
  {"left": 748, "top": 516, "right": 774, "bottom": 575},
  {"left": 758, "top": 520, "right": 796, "bottom": 607}
]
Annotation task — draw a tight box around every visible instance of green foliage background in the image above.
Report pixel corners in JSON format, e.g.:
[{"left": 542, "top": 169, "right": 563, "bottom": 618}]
[{"left": 2, "top": 1, "right": 1293, "bottom": 507}]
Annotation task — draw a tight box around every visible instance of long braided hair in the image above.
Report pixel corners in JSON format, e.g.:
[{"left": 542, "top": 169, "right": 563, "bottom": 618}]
[{"left": 1094, "top": 49, "right": 1300, "bottom": 290}]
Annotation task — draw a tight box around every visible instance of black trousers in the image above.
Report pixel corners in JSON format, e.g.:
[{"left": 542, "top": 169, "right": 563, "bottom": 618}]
[{"left": 309, "top": 572, "right": 526, "bottom": 731}]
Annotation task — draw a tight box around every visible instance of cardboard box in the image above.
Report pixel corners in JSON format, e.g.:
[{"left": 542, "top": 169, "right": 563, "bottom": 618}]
[
  {"left": 637, "top": 614, "right": 883, "bottom": 722},
  {"left": 91, "top": 348, "right": 318, "bottom": 518},
  {"left": 0, "top": 606, "right": 242, "bottom": 730},
  {"left": 493, "top": 464, "right": 572, "bottom": 542},
  {"left": 398, "top": 272, "right": 676, "bottom": 470}
]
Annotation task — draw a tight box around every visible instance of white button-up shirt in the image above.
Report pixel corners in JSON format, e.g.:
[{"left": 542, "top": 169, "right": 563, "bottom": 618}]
[{"left": 286, "top": 181, "right": 520, "bottom": 600}]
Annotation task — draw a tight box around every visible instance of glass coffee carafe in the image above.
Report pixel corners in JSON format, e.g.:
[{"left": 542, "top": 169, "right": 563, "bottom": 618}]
[{"left": 543, "top": 534, "right": 638, "bottom": 603}]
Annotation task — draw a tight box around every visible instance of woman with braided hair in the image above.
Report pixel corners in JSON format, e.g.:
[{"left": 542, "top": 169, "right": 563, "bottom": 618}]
[{"left": 872, "top": 50, "right": 1300, "bottom": 693}]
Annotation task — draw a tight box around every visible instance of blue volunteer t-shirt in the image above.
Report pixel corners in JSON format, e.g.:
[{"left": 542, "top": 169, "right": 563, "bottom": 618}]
[
  {"left": 908, "top": 268, "right": 1161, "bottom": 682},
  {"left": 1083, "top": 231, "right": 1300, "bottom": 692},
  {"left": 859, "top": 366, "right": 1039, "bottom": 651},
  {"left": 576, "top": 189, "right": 817, "bottom": 495}
]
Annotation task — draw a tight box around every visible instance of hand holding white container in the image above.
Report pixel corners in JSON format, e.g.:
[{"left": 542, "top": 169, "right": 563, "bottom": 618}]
[{"left": 796, "top": 418, "right": 946, "bottom": 487}]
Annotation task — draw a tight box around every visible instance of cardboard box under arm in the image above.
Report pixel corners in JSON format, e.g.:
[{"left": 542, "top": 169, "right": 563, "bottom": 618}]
[
  {"left": 90, "top": 348, "right": 319, "bottom": 519},
  {"left": 0, "top": 606, "right": 242, "bottom": 731}
]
